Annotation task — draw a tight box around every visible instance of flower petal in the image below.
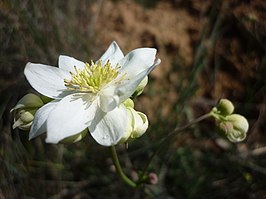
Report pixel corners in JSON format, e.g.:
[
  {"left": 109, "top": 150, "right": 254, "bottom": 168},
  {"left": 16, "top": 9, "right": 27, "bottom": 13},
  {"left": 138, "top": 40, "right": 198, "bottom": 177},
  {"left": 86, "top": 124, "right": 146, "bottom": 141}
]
[
  {"left": 24, "top": 63, "right": 71, "bottom": 99},
  {"left": 99, "top": 86, "right": 119, "bottom": 112},
  {"left": 116, "top": 59, "right": 161, "bottom": 103},
  {"left": 118, "top": 48, "right": 157, "bottom": 78},
  {"left": 89, "top": 104, "right": 128, "bottom": 146},
  {"left": 58, "top": 55, "right": 86, "bottom": 72},
  {"left": 98, "top": 41, "right": 124, "bottom": 66},
  {"left": 29, "top": 100, "right": 59, "bottom": 140},
  {"left": 118, "top": 108, "right": 133, "bottom": 143},
  {"left": 46, "top": 94, "right": 97, "bottom": 143},
  {"left": 99, "top": 94, "right": 119, "bottom": 112}
]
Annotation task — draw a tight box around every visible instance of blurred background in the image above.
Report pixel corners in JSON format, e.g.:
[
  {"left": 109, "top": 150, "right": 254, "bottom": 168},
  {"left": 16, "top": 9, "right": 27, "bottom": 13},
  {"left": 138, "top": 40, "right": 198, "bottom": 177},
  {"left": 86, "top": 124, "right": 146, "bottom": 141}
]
[{"left": 1, "top": 0, "right": 266, "bottom": 198}]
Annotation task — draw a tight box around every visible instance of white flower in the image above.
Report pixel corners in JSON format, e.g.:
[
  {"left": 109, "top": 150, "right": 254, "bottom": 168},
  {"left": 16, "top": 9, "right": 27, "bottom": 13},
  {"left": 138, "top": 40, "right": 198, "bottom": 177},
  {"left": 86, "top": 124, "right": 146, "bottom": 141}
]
[{"left": 24, "top": 41, "right": 160, "bottom": 146}]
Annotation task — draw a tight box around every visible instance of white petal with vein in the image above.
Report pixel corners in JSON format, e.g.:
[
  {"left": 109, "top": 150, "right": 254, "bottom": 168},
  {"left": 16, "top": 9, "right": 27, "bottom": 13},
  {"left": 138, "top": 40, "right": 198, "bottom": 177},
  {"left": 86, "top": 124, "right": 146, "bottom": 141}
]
[
  {"left": 89, "top": 105, "right": 128, "bottom": 146},
  {"left": 58, "top": 55, "right": 85, "bottom": 72},
  {"left": 29, "top": 100, "right": 58, "bottom": 140},
  {"left": 46, "top": 94, "right": 97, "bottom": 143},
  {"left": 98, "top": 41, "right": 124, "bottom": 66},
  {"left": 24, "top": 63, "right": 70, "bottom": 99}
]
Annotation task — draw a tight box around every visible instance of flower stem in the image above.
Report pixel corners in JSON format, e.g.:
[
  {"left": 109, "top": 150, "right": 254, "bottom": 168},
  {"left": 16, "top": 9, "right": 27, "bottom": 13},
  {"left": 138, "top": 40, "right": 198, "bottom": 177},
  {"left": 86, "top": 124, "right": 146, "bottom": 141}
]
[
  {"left": 110, "top": 145, "right": 137, "bottom": 188},
  {"left": 171, "top": 112, "right": 212, "bottom": 137},
  {"left": 138, "top": 112, "right": 212, "bottom": 183},
  {"left": 110, "top": 113, "right": 212, "bottom": 187}
]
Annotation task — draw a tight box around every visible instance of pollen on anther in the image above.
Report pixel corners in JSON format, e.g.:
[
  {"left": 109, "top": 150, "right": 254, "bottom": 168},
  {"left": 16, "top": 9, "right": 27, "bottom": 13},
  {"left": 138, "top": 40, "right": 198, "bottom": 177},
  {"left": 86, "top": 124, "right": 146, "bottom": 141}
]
[{"left": 64, "top": 60, "right": 119, "bottom": 93}]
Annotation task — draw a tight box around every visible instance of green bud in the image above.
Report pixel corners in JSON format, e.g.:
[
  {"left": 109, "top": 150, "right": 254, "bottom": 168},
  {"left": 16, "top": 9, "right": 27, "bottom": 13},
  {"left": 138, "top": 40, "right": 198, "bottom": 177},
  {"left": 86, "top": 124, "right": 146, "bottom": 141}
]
[
  {"left": 119, "top": 106, "right": 149, "bottom": 143},
  {"left": 132, "top": 76, "right": 148, "bottom": 98},
  {"left": 218, "top": 114, "right": 249, "bottom": 143},
  {"left": 130, "top": 110, "right": 148, "bottom": 139},
  {"left": 11, "top": 93, "right": 44, "bottom": 111},
  {"left": 19, "top": 109, "right": 35, "bottom": 123},
  {"left": 123, "top": 98, "right": 134, "bottom": 108},
  {"left": 216, "top": 98, "right": 235, "bottom": 116},
  {"left": 11, "top": 93, "right": 44, "bottom": 131},
  {"left": 40, "top": 95, "right": 53, "bottom": 104}
]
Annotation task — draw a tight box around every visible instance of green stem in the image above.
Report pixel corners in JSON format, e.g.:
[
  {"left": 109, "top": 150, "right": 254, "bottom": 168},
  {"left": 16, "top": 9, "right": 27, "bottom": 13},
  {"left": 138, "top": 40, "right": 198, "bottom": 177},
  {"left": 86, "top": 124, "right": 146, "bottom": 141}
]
[
  {"left": 110, "top": 113, "right": 213, "bottom": 187},
  {"left": 138, "top": 112, "right": 212, "bottom": 183},
  {"left": 171, "top": 112, "right": 212, "bottom": 137},
  {"left": 110, "top": 145, "right": 137, "bottom": 188}
]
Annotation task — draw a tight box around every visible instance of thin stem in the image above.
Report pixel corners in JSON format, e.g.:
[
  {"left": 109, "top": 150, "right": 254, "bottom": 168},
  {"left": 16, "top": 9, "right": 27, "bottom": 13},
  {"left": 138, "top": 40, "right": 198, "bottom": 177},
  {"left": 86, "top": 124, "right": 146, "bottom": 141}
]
[
  {"left": 110, "top": 145, "right": 137, "bottom": 188},
  {"left": 171, "top": 112, "right": 212, "bottom": 137},
  {"left": 138, "top": 113, "right": 212, "bottom": 183}
]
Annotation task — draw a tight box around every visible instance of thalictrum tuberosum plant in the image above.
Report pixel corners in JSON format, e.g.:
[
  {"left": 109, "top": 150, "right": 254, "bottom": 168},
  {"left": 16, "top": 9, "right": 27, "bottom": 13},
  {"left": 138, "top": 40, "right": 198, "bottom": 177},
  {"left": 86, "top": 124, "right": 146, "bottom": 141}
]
[{"left": 12, "top": 41, "right": 249, "bottom": 187}]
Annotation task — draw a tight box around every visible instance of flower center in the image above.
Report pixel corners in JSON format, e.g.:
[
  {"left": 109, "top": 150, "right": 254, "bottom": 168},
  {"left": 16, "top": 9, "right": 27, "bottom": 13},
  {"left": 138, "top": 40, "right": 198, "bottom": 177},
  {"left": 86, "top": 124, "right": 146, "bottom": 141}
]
[{"left": 64, "top": 60, "right": 119, "bottom": 93}]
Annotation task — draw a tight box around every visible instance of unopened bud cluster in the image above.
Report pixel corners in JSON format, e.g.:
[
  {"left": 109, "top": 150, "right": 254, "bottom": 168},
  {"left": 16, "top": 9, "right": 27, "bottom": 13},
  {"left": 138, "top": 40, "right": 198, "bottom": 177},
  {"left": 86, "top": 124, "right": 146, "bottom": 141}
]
[
  {"left": 211, "top": 99, "right": 249, "bottom": 143},
  {"left": 119, "top": 98, "right": 149, "bottom": 143},
  {"left": 11, "top": 93, "right": 44, "bottom": 130}
]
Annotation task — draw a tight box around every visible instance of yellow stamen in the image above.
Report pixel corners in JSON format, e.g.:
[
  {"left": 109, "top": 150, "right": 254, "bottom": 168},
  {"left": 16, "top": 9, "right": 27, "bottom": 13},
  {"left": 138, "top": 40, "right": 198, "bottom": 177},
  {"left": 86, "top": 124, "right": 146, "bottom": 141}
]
[{"left": 64, "top": 60, "right": 120, "bottom": 93}]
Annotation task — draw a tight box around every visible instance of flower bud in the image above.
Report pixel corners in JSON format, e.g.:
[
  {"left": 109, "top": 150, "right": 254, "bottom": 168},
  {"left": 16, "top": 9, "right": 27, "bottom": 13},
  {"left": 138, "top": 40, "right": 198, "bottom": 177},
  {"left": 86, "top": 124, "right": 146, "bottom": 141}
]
[
  {"left": 11, "top": 93, "right": 44, "bottom": 130},
  {"left": 216, "top": 98, "right": 234, "bottom": 116},
  {"left": 119, "top": 105, "right": 149, "bottom": 143},
  {"left": 12, "top": 93, "right": 44, "bottom": 110},
  {"left": 123, "top": 98, "right": 134, "bottom": 109},
  {"left": 40, "top": 95, "right": 53, "bottom": 104},
  {"left": 129, "top": 109, "right": 148, "bottom": 139},
  {"left": 12, "top": 109, "right": 36, "bottom": 130},
  {"left": 218, "top": 114, "right": 249, "bottom": 143},
  {"left": 148, "top": 172, "right": 158, "bottom": 185},
  {"left": 132, "top": 76, "right": 148, "bottom": 98}
]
